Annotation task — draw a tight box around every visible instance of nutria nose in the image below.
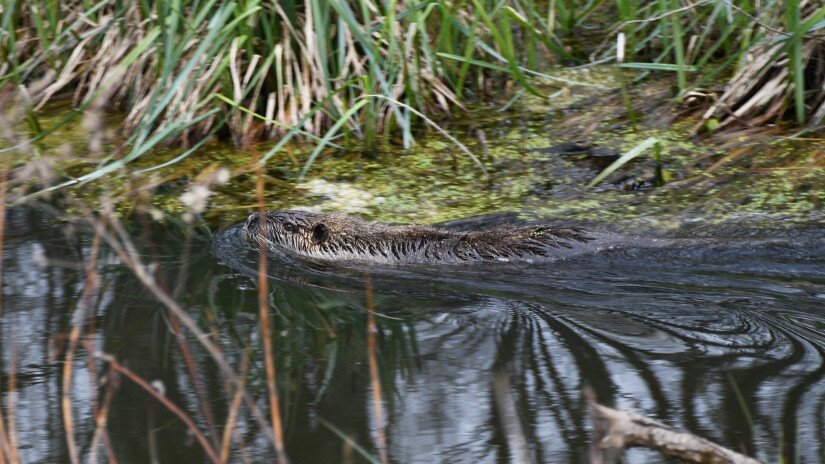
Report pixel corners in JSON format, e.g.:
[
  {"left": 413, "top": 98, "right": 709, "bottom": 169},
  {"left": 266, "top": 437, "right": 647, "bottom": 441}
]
[{"left": 245, "top": 212, "right": 259, "bottom": 230}]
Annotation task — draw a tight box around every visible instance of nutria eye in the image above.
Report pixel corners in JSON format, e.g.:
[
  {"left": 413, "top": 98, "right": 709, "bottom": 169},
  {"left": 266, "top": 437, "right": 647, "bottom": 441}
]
[
  {"left": 283, "top": 223, "right": 297, "bottom": 233},
  {"left": 311, "top": 223, "right": 328, "bottom": 244}
]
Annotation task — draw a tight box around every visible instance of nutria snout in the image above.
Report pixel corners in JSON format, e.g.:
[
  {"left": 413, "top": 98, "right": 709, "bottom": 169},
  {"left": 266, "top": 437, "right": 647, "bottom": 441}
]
[{"left": 243, "top": 210, "right": 600, "bottom": 265}]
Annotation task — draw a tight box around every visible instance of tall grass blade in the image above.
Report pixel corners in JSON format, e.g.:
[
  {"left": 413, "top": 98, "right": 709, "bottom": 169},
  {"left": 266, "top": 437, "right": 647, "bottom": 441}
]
[
  {"left": 587, "top": 137, "right": 659, "bottom": 189},
  {"left": 786, "top": 0, "right": 805, "bottom": 124},
  {"left": 298, "top": 100, "right": 369, "bottom": 180}
]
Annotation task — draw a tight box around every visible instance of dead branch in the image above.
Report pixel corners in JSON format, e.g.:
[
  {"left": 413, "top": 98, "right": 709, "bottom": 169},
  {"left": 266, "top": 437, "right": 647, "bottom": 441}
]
[{"left": 586, "top": 389, "right": 763, "bottom": 464}]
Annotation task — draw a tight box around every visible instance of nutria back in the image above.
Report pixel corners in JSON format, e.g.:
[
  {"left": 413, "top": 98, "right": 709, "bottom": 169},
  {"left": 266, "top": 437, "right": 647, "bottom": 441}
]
[{"left": 243, "top": 210, "right": 613, "bottom": 264}]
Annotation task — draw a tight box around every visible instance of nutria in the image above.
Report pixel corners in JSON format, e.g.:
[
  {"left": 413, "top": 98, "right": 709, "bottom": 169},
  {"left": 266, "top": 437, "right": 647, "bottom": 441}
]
[{"left": 244, "top": 210, "right": 605, "bottom": 264}]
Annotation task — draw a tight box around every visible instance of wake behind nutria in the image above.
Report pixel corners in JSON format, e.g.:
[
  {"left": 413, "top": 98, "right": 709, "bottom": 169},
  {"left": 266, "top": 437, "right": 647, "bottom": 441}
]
[{"left": 243, "top": 210, "right": 617, "bottom": 264}]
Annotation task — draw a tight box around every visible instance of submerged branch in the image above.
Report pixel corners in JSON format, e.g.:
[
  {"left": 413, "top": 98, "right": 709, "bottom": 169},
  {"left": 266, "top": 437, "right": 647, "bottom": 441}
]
[{"left": 586, "top": 389, "right": 763, "bottom": 464}]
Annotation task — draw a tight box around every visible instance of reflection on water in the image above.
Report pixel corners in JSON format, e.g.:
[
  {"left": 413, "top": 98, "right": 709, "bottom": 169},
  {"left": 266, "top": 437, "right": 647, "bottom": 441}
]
[{"left": 3, "top": 207, "right": 825, "bottom": 462}]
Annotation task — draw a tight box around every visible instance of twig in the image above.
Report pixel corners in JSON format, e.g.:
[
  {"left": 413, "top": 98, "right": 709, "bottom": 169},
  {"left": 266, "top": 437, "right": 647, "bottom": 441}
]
[
  {"left": 724, "top": 3, "right": 789, "bottom": 36},
  {"left": 492, "top": 370, "right": 532, "bottom": 464},
  {"left": 96, "top": 212, "right": 276, "bottom": 449},
  {"left": 254, "top": 151, "right": 289, "bottom": 464},
  {"left": 586, "top": 389, "right": 763, "bottom": 464},
  {"left": 94, "top": 353, "right": 222, "bottom": 464},
  {"left": 88, "top": 367, "right": 118, "bottom": 464},
  {"left": 0, "top": 160, "right": 14, "bottom": 464},
  {"left": 221, "top": 351, "right": 249, "bottom": 463},
  {"left": 61, "top": 219, "right": 103, "bottom": 464},
  {"left": 0, "top": 160, "right": 6, "bottom": 317},
  {"left": 6, "top": 344, "right": 18, "bottom": 464},
  {"left": 166, "top": 225, "right": 220, "bottom": 450},
  {"left": 364, "top": 277, "right": 389, "bottom": 464}
]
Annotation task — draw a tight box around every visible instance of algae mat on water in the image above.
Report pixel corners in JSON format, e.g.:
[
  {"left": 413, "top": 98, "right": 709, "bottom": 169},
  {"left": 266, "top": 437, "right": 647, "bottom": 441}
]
[{"left": 3, "top": 70, "right": 824, "bottom": 232}]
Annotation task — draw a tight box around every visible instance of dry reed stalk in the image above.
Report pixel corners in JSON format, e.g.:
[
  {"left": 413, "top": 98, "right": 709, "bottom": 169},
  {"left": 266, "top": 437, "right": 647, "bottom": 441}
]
[
  {"left": 5, "top": 347, "right": 18, "bottom": 464},
  {"left": 0, "top": 160, "right": 12, "bottom": 464},
  {"left": 364, "top": 277, "right": 389, "bottom": 464},
  {"left": 0, "top": 161, "right": 20, "bottom": 464},
  {"left": 166, "top": 225, "right": 220, "bottom": 450},
  {"left": 0, "top": 392, "right": 9, "bottom": 463},
  {"left": 0, "top": 161, "right": 6, "bottom": 313},
  {"left": 169, "top": 305, "right": 221, "bottom": 448},
  {"left": 61, "top": 219, "right": 103, "bottom": 464},
  {"left": 94, "top": 353, "right": 222, "bottom": 464},
  {"left": 86, "top": 343, "right": 119, "bottom": 464},
  {"left": 220, "top": 350, "right": 250, "bottom": 463},
  {"left": 96, "top": 213, "right": 277, "bottom": 449},
  {"left": 254, "top": 150, "right": 290, "bottom": 464}
]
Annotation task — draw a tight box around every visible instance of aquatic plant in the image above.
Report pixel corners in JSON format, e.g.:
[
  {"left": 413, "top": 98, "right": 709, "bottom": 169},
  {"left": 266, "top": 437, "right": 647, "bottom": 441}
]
[
  {"left": 0, "top": 0, "right": 569, "bottom": 154},
  {"left": 605, "top": 0, "right": 825, "bottom": 131}
]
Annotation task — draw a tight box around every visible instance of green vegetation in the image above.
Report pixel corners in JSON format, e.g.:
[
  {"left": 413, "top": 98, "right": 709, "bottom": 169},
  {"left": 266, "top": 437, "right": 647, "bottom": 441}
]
[
  {"left": 608, "top": 1, "right": 825, "bottom": 129},
  {"left": 0, "top": 0, "right": 575, "bottom": 154},
  {"left": 2, "top": 0, "right": 825, "bottom": 185},
  {"left": 1, "top": 3, "right": 825, "bottom": 464}
]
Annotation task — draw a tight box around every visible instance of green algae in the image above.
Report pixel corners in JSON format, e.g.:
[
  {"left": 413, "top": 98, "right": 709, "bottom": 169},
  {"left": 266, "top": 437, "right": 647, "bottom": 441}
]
[{"left": 3, "top": 68, "right": 825, "bottom": 231}]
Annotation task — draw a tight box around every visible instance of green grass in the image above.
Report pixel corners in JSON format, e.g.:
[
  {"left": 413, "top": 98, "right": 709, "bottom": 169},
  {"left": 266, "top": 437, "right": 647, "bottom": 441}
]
[
  {"left": 604, "top": 1, "right": 825, "bottom": 131},
  {"left": 1, "top": 1, "right": 579, "bottom": 162},
  {"left": 3, "top": 0, "right": 825, "bottom": 188}
]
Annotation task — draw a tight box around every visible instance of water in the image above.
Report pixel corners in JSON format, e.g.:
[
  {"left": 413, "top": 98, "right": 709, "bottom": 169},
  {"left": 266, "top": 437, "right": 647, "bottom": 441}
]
[
  {"left": 4, "top": 205, "right": 825, "bottom": 463},
  {"left": 2, "top": 69, "right": 824, "bottom": 463}
]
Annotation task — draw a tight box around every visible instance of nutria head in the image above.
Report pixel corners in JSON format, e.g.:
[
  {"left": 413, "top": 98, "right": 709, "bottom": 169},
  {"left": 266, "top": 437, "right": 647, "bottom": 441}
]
[
  {"left": 245, "top": 210, "right": 331, "bottom": 257},
  {"left": 243, "top": 209, "right": 449, "bottom": 262}
]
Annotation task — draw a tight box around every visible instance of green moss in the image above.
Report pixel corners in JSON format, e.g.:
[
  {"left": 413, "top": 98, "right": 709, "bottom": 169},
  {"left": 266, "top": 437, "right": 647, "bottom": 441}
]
[{"left": 5, "top": 68, "right": 825, "bottom": 230}]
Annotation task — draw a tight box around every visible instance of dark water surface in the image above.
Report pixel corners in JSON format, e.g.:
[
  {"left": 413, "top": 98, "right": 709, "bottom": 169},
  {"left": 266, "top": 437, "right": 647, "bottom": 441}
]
[{"left": 3, "top": 206, "right": 825, "bottom": 463}]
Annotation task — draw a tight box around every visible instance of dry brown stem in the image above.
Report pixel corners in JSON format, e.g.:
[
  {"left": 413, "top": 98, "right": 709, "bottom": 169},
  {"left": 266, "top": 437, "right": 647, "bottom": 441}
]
[
  {"left": 94, "top": 353, "right": 222, "bottom": 464},
  {"left": 221, "top": 350, "right": 250, "bottom": 463},
  {"left": 365, "top": 277, "right": 389, "bottom": 464},
  {"left": 586, "top": 389, "right": 763, "bottom": 464},
  {"left": 61, "top": 219, "right": 103, "bottom": 464},
  {"left": 164, "top": 225, "right": 220, "bottom": 451},
  {"left": 254, "top": 151, "right": 289, "bottom": 464},
  {"left": 0, "top": 162, "right": 20, "bottom": 464},
  {"left": 95, "top": 211, "right": 277, "bottom": 450},
  {"left": 88, "top": 367, "right": 119, "bottom": 464}
]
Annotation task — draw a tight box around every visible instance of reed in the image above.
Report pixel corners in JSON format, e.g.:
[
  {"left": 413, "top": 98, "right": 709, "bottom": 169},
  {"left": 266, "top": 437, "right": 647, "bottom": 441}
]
[
  {"left": 608, "top": 1, "right": 825, "bottom": 132},
  {"left": 1, "top": 0, "right": 564, "bottom": 169}
]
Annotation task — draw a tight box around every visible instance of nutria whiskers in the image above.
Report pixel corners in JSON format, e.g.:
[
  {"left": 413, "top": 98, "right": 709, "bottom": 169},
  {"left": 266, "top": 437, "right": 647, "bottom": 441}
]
[{"left": 244, "top": 210, "right": 603, "bottom": 264}]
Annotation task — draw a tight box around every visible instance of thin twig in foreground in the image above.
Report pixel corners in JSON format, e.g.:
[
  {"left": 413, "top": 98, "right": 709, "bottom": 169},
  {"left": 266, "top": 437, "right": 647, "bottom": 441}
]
[
  {"left": 94, "top": 353, "right": 222, "bottom": 464},
  {"left": 61, "top": 220, "right": 103, "bottom": 464},
  {"left": 255, "top": 152, "right": 289, "bottom": 464},
  {"left": 96, "top": 212, "right": 276, "bottom": 448},
  {"left": 87, "top": 360, "right": 119, "bottom": 464},
  {"left": 0, "top": 161, "right": 6, "bottom": 316},
  {"left": 6, "top": 345, "right": 19, "bottom": 464},
  {"left": 0, "top": 161, "right": 20, "bottom": 464},
  {"left": 221, "top": 351, "right": 250, "bottom": 463},
  {"left": 365, "top": 277, "right": 389, "bottom": 464},
  {"left": 168, "top": 225, "right": 220, "bottom": 450}
]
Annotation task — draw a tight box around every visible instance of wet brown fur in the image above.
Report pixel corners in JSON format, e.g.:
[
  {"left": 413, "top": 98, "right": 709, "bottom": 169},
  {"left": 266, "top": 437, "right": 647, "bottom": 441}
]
[{"left": 244, "top": 210, "right": 598, "bottom": 264}]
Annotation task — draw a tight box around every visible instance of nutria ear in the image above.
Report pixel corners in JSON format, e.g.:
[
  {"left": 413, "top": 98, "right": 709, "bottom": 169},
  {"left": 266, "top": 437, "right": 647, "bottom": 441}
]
[{"left": 311, "top": 223, "right": 328, "bottom": 244}]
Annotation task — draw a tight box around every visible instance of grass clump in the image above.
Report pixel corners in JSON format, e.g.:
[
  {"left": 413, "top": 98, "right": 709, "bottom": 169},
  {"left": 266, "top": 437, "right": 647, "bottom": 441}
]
[
  {"left": 0, "top": 0, "right": 571, "bottom": 155},
  {"left": 603, "top": 1, "right": 825, "bottom": 132}
]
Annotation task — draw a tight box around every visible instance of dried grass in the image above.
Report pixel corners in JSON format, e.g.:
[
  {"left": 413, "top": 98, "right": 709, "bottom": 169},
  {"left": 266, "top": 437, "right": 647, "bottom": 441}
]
[
  {"left": 3, "top": 0, "right": 542, "bottom": 152},
  {"left": 701, "top": 30, "right": 825, "bottom": 131}
]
